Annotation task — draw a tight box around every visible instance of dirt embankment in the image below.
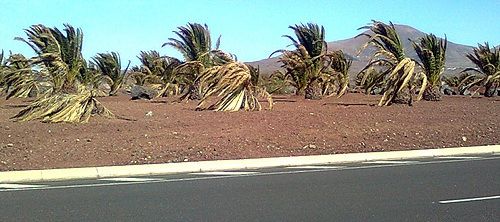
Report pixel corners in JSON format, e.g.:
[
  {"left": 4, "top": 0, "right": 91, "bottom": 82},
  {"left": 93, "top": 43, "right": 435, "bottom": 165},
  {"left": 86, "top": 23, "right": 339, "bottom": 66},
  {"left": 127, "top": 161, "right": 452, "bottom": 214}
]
[{"left": 0, "top": 93, "right": 498, "bottom": 171}]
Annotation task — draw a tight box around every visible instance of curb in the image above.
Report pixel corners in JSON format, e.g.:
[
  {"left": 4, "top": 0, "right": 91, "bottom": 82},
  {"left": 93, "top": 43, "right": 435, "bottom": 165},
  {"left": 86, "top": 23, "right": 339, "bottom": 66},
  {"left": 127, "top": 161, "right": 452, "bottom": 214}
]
[{"left": 1, "top": 145, "right": 499, "bottom": 183}]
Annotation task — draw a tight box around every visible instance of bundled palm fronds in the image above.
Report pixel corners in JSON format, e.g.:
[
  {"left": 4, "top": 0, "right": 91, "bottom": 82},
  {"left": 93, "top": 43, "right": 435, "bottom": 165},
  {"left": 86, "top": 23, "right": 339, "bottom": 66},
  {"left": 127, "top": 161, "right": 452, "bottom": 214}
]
[
  {"left": 196, "top": 62, "right": 272, "bottom": 112},
  {"left": 378, "top": 58, "right": 425, "bottom": 106},
  {"left": 12, "top": 85, "right": 113, "bottom": 123}
]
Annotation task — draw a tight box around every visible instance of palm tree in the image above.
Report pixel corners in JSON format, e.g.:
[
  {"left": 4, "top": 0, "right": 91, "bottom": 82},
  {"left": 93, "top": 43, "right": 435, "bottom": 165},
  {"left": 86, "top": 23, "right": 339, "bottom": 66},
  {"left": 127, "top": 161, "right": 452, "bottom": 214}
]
[
  {"left": 163, "top": 23, "right": 221, "bottom": 100},
  {"left": 131, "top": 50, "right": 182, "bottom": 96},
  {"left": 356, "top": 66, "right": 385, "bottom": 94},
  {"left": 12, "top": 24, "right": 114, "bottom": 123},
  {"left": 92, "top": 52, "right": 130, "bottom": 96},
  {"left": 327, "top": 50, "right": 352, "bottom": 97},
  {"left": 357, "top": 20, "right": 425, "bottom": 106},
  {"left": 15, "top": 24, "right": 85, "bottom": 94},
  {"left": 462, "top": 42, "right": 499, "bottom": 97},
  {"left": 412, "top": 34, "right": 447, "bottom": 101},
  {"left": 272, "top": 23, "right": 332, "bottom": 99}
]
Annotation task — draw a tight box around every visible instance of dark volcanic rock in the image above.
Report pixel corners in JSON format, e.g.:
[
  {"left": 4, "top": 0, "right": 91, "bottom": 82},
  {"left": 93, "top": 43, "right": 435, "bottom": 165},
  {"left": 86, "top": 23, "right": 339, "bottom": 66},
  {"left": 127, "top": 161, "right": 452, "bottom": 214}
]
[{"left": 130, "top": 85, "right": 156, "bottom": 100}]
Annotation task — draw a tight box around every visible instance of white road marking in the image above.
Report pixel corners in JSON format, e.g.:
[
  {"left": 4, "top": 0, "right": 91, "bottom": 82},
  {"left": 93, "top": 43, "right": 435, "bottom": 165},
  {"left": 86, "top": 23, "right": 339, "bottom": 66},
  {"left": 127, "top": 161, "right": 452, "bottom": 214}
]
[
  {"left": 439, "top": 195, "right": 500, "bottom": 204},
  {"left": 190, "top": 171, "right": 259, "bottom": 175},
  {"left": 286, "top": 166, "right": 342, "bottom": 169},
  {"left": 1, "top": 156, "right": 499, "bottom": 192},
  {"left": 98, "top": 177, "right": 161, "bottom": 182},
  {"left": 363, "top": 160, "right": 418, "bottom": 164},
  {"left": 435, "top": 156, "right": 480, "bottom": 159},
  {"left": 0, "top": 184, "right": 47, "bottom": 189}
]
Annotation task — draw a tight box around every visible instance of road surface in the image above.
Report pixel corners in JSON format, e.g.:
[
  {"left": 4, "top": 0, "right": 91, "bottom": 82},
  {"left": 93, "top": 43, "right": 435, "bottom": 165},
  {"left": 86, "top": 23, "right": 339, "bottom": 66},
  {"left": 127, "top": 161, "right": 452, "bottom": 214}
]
[{"left": 1, "top": 154, "right": 499, "bottom": 221}]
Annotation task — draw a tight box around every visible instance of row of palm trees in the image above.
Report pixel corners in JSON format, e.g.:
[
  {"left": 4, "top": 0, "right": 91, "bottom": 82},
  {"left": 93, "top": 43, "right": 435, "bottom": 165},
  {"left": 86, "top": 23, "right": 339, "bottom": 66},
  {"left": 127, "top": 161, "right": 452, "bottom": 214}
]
[{"left": 0, "top": 21, "right": 498, "bottom": 123}]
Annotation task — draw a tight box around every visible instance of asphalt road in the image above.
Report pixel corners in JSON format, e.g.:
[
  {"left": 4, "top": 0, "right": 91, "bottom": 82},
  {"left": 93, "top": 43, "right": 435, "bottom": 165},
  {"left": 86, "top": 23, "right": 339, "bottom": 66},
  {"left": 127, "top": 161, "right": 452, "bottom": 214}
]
[{"left": 1, "top": 155, "right": 499, "bottom": 221}]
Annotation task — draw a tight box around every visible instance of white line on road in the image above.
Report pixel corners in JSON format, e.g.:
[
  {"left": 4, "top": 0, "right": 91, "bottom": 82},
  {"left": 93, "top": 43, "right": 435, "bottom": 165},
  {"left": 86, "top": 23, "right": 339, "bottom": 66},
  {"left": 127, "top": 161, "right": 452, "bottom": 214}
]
[
  {"left": 363, "top": 160, "right": 418, "bottom": 164},
  {"left": 98, "top": 177, "right": 162, "bottom": 182},
  {"left": 286, "top": 166, "right": 342, "bottom": 169},
  {"left": 190, "top": 171, "right": 259, "bottom": 175},
  {"left": 0, "top": 184, "right": 47, "bottom": 189},
  {"left": 439, "top": 195, "right": 500, "bottom": 204},
  {"left": 435, "top": 156, "right": 480, "bottom": 159},
  {"left": 1, "top": 156, "right": 499, "bottom": 192}
]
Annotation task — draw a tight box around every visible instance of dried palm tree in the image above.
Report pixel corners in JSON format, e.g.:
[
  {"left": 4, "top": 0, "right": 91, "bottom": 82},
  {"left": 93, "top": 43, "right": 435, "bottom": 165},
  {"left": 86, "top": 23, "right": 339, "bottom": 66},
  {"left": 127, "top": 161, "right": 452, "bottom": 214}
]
[{"left": 196, "top": 62, "right": 272, "bottom": 112}]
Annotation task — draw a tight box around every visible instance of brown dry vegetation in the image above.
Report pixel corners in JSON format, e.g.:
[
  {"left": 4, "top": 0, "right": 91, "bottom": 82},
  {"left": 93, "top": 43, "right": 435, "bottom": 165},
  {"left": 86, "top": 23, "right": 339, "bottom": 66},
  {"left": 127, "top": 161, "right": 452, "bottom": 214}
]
[{"left": 0, "top": 93, "right": 498, "bottom": 171}]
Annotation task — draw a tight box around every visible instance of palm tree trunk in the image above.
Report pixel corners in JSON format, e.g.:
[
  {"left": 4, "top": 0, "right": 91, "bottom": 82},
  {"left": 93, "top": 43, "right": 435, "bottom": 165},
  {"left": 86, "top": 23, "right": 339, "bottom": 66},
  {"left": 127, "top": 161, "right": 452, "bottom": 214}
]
[
  {"left": 392, "top": 85, "right": 412, "bottom": 105},
  {"left": 304, "top": 82, "right": 322, "bottom": 100},
  {"left": 484, "top": 82, "right": 498, "bottom": 97},
  {"left": 60, "top": 81, "right": 78, "bottom": 94},
  {"left": 423, "top": 86, "right": 442, "bottom": 101},
  {"left": 187, "top": 80, "right": 202, "bottom": 100}
]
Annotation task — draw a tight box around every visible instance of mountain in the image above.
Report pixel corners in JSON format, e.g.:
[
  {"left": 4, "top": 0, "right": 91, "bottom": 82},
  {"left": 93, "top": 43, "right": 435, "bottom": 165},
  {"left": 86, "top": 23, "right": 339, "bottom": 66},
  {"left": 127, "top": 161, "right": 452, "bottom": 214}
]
[{"left": 248, "top": 24, "right": 476, "bottom": 77}]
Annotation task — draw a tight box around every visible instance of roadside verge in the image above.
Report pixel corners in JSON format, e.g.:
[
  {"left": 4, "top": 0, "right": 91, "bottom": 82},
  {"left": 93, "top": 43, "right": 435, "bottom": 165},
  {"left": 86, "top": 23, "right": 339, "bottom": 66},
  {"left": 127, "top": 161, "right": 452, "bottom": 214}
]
[{"left": 1, "top": 145, "right": 499, "bottom": 183}]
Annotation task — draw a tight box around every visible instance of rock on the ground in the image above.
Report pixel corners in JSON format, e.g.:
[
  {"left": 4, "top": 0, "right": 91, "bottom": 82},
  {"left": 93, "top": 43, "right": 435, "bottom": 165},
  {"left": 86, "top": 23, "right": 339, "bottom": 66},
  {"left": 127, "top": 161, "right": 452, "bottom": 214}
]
[
  {"left": 441, "top": 85, "right": 457, "bottom": 95},
  {"left": 130, "top": 85, "right": 157, "bottom": 100}
]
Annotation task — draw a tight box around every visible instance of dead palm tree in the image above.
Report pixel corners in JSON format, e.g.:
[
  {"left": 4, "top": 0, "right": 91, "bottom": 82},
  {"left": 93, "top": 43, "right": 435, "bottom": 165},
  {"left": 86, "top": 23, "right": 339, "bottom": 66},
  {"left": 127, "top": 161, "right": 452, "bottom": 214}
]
[
  {"left": 462, "top": 42, "right": 499, "bottom": 97},
  {"left": 412, "top": 34, "right": 447, "bottom": 101},
  {"left": 92, "top": 52, "right": 130, "bottom": 96},
  {"left": 12, "top": 24, "right": 113, "bottom": 123},
  {"left": 357, "top": 20, "right": 425, "bottom": 106}
]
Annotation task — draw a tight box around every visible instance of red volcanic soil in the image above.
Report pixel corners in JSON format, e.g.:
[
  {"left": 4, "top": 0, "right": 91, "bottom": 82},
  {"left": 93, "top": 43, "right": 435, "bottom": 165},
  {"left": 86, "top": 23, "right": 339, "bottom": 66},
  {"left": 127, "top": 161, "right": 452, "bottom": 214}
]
[{"left": 0, "top": 93, "right": 498, "bottom": 171}]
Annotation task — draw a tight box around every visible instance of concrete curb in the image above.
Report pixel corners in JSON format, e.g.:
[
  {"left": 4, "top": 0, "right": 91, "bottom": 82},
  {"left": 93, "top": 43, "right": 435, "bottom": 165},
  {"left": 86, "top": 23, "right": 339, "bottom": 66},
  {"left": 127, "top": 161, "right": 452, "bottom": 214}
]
[{"left": 1, "top": 145, "right": 499, "bottom": 183}]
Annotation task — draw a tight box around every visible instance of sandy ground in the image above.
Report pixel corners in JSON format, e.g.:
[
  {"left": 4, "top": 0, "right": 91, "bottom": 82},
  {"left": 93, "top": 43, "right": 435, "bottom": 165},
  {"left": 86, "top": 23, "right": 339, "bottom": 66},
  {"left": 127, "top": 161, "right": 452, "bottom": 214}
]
[{"left": 0, "top": 93, "right": 498, "bottom": 171}]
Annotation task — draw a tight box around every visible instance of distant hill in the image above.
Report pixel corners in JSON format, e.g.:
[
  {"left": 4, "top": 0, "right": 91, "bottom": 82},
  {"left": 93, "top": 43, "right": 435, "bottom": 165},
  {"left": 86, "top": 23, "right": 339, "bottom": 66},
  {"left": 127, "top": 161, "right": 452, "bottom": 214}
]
[{"left": 248, "top": 24, "right": 476, "bottom": 77}]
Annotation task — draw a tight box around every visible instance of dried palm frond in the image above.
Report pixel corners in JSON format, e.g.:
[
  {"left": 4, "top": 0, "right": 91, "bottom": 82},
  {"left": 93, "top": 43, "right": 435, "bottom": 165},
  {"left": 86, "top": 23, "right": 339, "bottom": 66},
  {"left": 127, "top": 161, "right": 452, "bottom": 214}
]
[
  {"left": 12, "top": 85, "right": 114, "bottom": 123},
  {"left": 196, "top": 62, "right": 272, "bottom": 112},
  {"left": 1, "top": 53, "right": 45, "bottom": 99},
  {"left": 378, "top": 58, "right": 425, "bottom": 106}
]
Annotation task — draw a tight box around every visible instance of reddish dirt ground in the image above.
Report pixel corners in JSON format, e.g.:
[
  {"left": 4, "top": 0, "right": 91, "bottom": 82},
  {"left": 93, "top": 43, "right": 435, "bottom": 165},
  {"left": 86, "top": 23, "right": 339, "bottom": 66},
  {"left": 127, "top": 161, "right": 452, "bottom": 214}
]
[{"left": 0, "top": 93, "right": 498, "bottom": 171}]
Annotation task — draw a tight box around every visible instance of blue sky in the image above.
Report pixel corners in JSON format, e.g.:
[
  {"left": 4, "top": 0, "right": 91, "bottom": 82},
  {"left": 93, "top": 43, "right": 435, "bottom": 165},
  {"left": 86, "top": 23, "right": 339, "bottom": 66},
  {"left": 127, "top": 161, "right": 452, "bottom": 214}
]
[{"left": 1, "top": 0, "right": 498, "bottom": 66}]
